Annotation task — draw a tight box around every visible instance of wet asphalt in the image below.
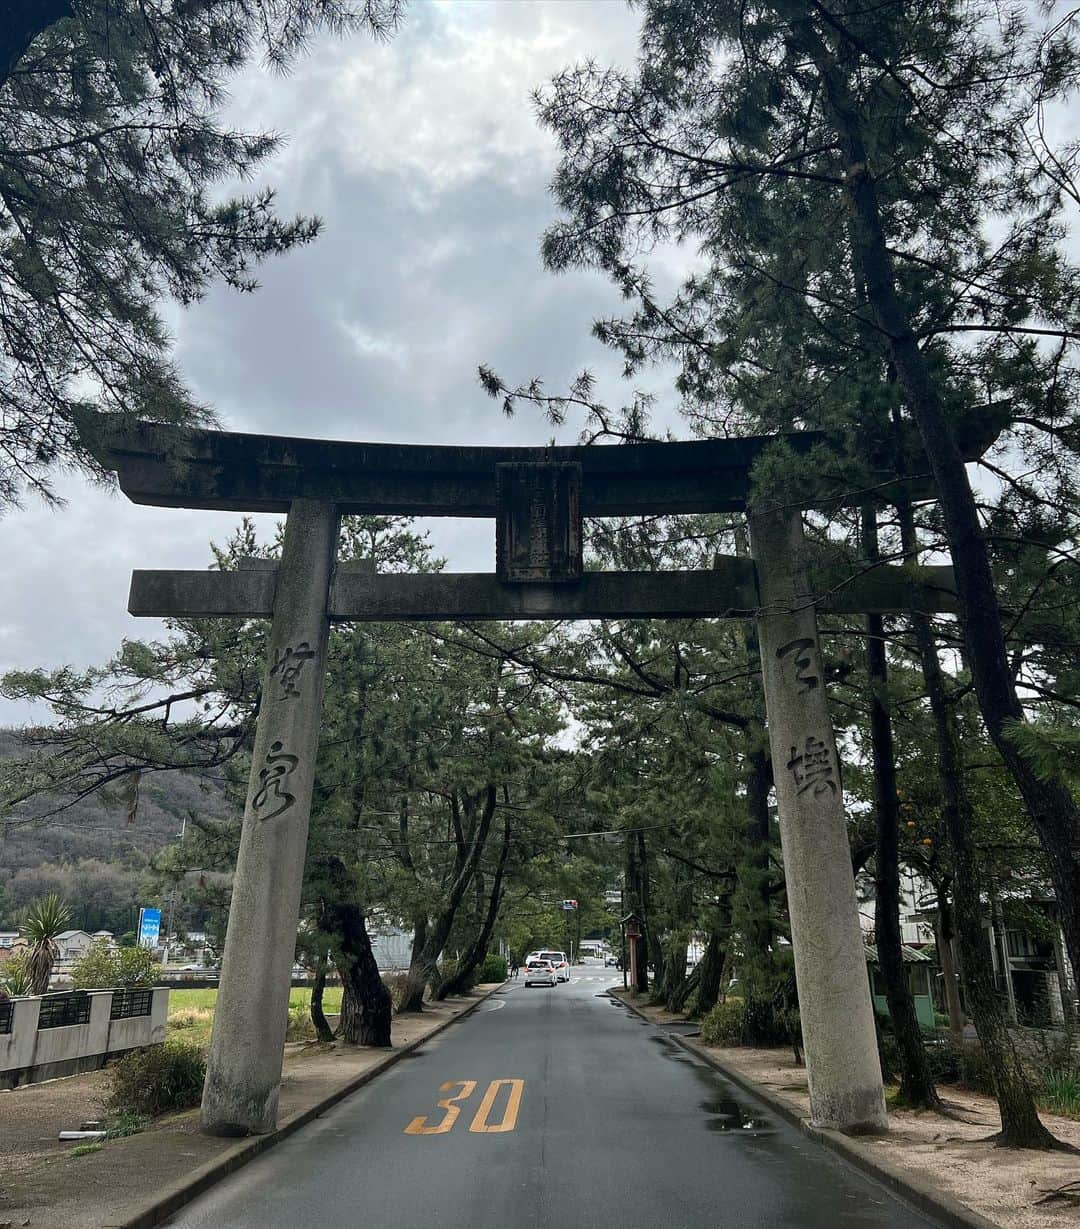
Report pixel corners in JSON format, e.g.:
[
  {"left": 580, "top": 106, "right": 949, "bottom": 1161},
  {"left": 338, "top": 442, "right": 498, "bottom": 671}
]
[{"left": 165, "top": 963, "right": 943, "bottom": 1229}]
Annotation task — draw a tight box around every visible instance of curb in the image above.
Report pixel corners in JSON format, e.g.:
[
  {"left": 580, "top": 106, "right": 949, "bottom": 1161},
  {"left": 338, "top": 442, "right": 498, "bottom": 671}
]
[
  {"left": 111, "top": 983, "right": 506, "bottom": 1229},
  {"left": 608, "top": 991, "right": 1000, "bottom": 1229}
]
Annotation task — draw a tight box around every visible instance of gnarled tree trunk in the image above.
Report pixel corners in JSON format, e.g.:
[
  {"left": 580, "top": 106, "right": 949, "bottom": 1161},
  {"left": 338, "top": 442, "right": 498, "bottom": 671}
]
[
  {"left": 318, "top": 855, "right": 391, "bottom": 1047},
  {"left": 696, "top": 925, "right": 728, "bottom": 1016},
  {"left": 399, "top": 785, "right": 498, "bottom": 1012},
  {"left": 436, "top": 816, "right": 511, "bottom": 999},
  {"left": 310, "top": 950, "right": 334, "bottom": 1044}
]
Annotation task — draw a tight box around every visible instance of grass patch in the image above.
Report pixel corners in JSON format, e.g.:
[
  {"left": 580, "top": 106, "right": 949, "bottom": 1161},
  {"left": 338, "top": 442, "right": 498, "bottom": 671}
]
[
  {"left": 1040, "top": 1069, "right": 1080, "bottom": 1119},
  {"left": 69, "top": 1143, "right": 103, "bottom": 1157},
  {"left": 106, "top": 1111, "right": 149, "bottom": 1139},
  {"left": 166, "top": 987, "right": 344, "bottom": 1049}
]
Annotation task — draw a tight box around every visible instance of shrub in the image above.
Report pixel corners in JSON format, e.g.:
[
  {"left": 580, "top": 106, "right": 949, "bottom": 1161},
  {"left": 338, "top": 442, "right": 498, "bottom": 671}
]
[
  {"left": 285, "top": 1002, "right": 315, "bottom": 1042},
  {"left": 382, "top": 972, "right": 409, "bottom": 1011},
  {"left": 106, "top": 1111, "right": 149, "bottom": 1139},
  {"left": 72, "top": 940, "right": 159, "bottom": 990},
  {"left": 875, "top": 1025, "right": 992, "bottom": 1092},
  {"left": 478, "top": 954, "right": 507, "bottom": 983},
  {"left": 701, "top": 999, "right": 746, "bottom": 1047},
  {"left": 1, "top": 952, "right": 33, "bottom": 996},
  {"left": 105, "top": 1040, "right": 205, "bottom": 1118}
]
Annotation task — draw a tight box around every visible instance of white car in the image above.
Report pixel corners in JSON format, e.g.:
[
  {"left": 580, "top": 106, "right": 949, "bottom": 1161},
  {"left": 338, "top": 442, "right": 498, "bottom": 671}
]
[
  {"left": 524, "top": 959, "right": 557, "bottom": 987},
  {"left": 538, "top": 950, "right": 570, "bottom": 982}
]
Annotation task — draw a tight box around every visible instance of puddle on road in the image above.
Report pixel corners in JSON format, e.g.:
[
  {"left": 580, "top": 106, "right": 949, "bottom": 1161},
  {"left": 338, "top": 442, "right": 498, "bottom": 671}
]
[
  {"left": 699, "top": 1098, "right": 771, "bottom": 1134},
  {"left": 645, "top": 1028, "right": 777, "bottom": 1140}
]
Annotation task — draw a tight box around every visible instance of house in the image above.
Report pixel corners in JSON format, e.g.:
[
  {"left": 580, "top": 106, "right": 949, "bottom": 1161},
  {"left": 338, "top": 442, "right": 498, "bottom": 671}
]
[
  {"left": 0, "top": 932, "right": 21, "bottom": 962},
  {"left": 859, "top": 867, "right": 1077, "bottom": 1028},
  {"left": 865, "top": 943, "right": 937, "bottom": 1030},
  {"left": 54, "top": 930, "right": 102, "bottom": 962},
  {"left": 369, "top": 925, "right": 413, "bottom": 972},
  {"left": 52, "top": 931, "right": 115, "bottom": 980}
]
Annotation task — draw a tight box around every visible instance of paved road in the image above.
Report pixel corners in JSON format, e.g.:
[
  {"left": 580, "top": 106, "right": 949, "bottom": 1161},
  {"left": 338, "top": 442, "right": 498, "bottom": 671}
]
[{"left": 167, "top": 964, "right": 943, "bottom": 1229}]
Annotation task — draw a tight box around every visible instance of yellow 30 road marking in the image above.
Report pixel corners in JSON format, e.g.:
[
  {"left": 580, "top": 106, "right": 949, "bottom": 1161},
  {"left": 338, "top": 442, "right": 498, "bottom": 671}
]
[
  {"left": 403, "top": 1078, "right": 525, "bottom": 1136},
  {"left": 403, "top": 1080, "right": 477, "bottom": 1135},
  {"left": 469, "top": 1079, "right": 524, "bottom": 1133}
]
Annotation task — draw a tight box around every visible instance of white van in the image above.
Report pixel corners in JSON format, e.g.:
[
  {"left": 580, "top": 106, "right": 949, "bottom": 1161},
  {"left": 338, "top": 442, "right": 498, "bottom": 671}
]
[{"left": 538, "top": 950, "right": 570, "bottom": 982}]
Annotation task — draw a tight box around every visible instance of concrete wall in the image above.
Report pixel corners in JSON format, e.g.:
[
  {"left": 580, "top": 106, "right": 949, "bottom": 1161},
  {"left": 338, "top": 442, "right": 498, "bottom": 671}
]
[{"left": 0, "top": 988, "right": 168, "bottom": 1090}]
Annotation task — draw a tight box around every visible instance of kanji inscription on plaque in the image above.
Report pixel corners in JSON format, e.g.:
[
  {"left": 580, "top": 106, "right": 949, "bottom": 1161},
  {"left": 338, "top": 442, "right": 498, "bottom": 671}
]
[{"left": 496, "top": 462, "right": 582, "bottom": 584}]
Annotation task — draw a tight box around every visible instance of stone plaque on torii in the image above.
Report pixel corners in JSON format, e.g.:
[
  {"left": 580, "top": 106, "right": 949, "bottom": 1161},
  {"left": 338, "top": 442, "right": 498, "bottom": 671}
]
[{"left": 81, "top": 413, "right": 991, "bottom": 1138}]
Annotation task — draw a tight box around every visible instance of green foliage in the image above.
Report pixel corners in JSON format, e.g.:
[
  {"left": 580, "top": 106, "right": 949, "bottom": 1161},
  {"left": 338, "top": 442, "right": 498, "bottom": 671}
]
[
  {"left": 1041, "top": 1069, "right": 1080, "bottom": 1118},
  {"left": 71, "top": 940, "right": 159, "bottom": 989},
  {"left": 105, "top": 1111, "right": 149, "bottom": 1139},
  {"left": 68, "top": 1143, "right": 103, "bottom": 1157},
  {"left": 478, "top": 954, "right": 508, "bottom": 983},
  {"left": 105, "top": 1040, "right": 206, "bottom": 1118},
  {"left": 700, "top": 999, "right": 746, "bottom": 1047},
  {"left": 20, "top": 892, "right": 70, "bottom": 943},
  {"left": 1, "top": 952, "right": 32, "bottom": 996}
]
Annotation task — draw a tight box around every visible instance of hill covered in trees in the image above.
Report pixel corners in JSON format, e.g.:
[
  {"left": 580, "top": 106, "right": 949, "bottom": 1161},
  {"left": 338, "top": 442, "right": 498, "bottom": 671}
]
[{"left": 0, "top": 730, "right": 231, "bottom": 934}]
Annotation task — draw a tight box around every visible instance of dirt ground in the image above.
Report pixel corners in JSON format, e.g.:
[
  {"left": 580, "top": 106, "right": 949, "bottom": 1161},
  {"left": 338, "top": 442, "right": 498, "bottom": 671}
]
[
  {"left": 709, "top": 1044, "right": 1080, "bottom": 1229},
  {"left": 0, "top": 985, "right": 501, "bottom": 1229},
  {"left": 615, "top": 993, "right": 1080, "bottom": 1229}
]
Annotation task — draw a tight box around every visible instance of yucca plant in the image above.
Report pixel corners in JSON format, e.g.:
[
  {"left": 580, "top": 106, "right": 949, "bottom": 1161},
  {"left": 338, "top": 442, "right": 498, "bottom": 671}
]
[{"left": 21, "top": 894, "right": 71, "bottom": 995}]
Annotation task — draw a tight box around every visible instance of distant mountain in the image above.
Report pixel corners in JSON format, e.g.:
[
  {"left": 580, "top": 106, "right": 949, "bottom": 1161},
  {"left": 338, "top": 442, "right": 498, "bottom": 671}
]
[{"left": 0, "top": 729, "right": 233, "bottom": 931}]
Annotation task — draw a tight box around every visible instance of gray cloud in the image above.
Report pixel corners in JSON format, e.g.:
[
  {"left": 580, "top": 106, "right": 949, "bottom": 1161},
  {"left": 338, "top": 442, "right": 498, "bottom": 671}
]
[{"left": 3, "top": 1, "right": 689, "bottom": 725}]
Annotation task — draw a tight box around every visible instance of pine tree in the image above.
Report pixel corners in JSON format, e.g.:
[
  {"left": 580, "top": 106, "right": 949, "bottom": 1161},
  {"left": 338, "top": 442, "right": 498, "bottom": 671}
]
[{"left": 0, "top": 0, "right": 402, "bottom": 503}]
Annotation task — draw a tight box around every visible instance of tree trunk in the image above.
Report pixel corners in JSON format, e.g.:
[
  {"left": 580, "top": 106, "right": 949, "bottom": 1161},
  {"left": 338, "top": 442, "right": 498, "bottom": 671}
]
[
  {"left": 668, "top": 960, "right": 700, "bottom": 1014},
  {"left": 863, "top": 505, "right": 941, "bottom": 1109},
  {"left": 318, "top": 856, "right": 392, "bottom": 1048},
  {"left": 738, "top": 741, "right": 779, "bottom": 1044},
  {"left": 934, "top": 887, "right": 966, "bottom": 1044},
  {"left": 399, "top": 915, "right": 429, "bottom": 1014},
  {"left": 399, "top": 785, "right": 499, "bottom": 1012},
  {"left": 0, "top": 0, "right": 73, "bottom": 92},
  {"left": 696, "top": 925, "right": 728, "bottom": 1016},
  {"left": 662, "top": 862, "right": 693, "bottom": 1012},
  {"left": 27, "top": 938, "right": 57, "bottom": 996},
  {"left": 310, "top": 950, "right": 334, "bottom": 1044},
  {"left": 436, "top": 816, "right": 511, "bottom": 999},
  {"left": 809, "top": 27, "right": 1080, "bottom": 990},
  {"left": 897, "top": 504, "right": 1056, "bottom": 1147}
]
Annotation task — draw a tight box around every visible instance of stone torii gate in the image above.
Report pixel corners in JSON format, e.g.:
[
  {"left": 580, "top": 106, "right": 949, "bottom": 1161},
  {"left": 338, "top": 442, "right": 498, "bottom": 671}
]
[{"left": 84, "top": 415, "right": 976, "bottom": 1139}]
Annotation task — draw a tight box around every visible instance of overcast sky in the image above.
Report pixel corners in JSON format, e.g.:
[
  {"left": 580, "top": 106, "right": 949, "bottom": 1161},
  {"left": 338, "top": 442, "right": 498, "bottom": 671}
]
[{"left": 0, "top": 1, "right": 695, "bottom": 726}]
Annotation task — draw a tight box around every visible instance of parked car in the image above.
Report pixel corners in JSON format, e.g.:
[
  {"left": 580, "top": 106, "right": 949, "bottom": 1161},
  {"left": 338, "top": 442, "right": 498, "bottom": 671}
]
[
  {"left": 524, "top": 959, "right": 557, "bottom": 988},
  {"left": 604, "top": 954, "right": 619, "bottom": 967},
  {"left": 538, "top": 950, "right": 570, "bottom": 982}
]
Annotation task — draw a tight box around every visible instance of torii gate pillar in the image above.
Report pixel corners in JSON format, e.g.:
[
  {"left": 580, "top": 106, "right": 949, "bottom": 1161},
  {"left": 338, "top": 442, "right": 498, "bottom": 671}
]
[
  {"left": 200, "top": 499, "right": 339, "bottom": 1136},
  {"left": 749, "top": 503, "right": 887, "bottom": 1133}
]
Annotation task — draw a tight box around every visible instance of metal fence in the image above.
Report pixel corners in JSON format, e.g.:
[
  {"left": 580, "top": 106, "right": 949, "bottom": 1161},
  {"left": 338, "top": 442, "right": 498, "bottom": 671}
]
[
  {"left": 37, "top": 990, "right": 91, "bottom": 1029},
  {"left": 109, "top": 988, "right": 154, "bottom": 1020},
  {"left": 0, "top": 999, "right": 13, "bottom": 1035}
]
